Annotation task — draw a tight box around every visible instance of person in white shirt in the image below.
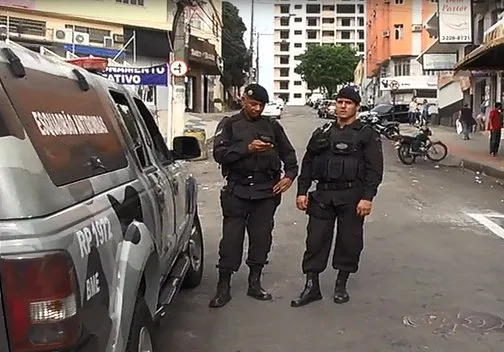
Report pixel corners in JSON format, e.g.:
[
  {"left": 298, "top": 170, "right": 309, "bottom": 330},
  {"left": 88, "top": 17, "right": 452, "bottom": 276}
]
[{"left": 408, "top": 98, "right": 417, "bottom": 125}]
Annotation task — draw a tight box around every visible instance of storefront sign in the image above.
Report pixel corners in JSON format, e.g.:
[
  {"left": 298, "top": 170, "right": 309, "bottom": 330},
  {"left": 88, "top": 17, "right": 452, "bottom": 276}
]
[
  {"left": 438, "top": 0, "right": 473, "bottom": 44},
  {"left": 100, "top": 64, "right": 169, "bottom": 86},
  {"left": 422, "top": 53, "right": 458, "bottom": 70},
  {"left": 379, "top": 76, "right": 438, "bottom": 91},
  {"left": 188, "top": 36, "right": 217, "bottom": 67},
  {"left": 483, "top": 17, "right": 504, "bottom": 44}
]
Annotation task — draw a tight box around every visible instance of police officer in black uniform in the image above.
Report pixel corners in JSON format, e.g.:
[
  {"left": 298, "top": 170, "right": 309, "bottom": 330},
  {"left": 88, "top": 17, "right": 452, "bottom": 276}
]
[
  {"left": 209, "top": 83, "right": 299, "bottom": 308},
  {"left": 291, "top": 86, "right": 383, "bottom": 307}
]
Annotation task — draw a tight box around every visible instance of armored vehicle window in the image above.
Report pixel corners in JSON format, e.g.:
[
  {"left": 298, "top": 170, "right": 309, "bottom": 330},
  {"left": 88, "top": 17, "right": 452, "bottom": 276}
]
[
  {"left": 133, "top": 97, "right": 172, "bottom": 164},
  {"left": 109, "top": 90, "right": 152, "bottom": 169},
  {"left": 0, "top": 76, "right": 25, "bottom": 139},
  {"left": 0, "top": 63, "right": 128, "bottom": 186}
]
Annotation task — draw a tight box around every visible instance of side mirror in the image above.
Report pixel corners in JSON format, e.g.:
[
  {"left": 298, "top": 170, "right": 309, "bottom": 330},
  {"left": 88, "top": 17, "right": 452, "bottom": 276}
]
[{"left": 173, "top": 136, "right": 201, "bottom": 160}]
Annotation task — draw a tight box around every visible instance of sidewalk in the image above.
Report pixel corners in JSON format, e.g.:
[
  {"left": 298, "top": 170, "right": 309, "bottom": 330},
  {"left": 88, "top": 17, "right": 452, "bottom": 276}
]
[
  {"left": 400, "top": 124, "right": 504, "bottom": 179},
  {"left": 184, "top": 111, "right": 237, "bottom": 141}
]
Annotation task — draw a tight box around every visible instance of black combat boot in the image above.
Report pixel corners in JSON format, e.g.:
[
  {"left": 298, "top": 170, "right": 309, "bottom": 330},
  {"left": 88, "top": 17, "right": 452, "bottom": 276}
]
[
  {"left": 209, "top": 270, "right": 232, "bottom": 308},
  {"left": 247, "top": 266, "right": 272, "bottom": 301},
  {"left": 290, "top": 272, "right": 323, "bottom": 307},
  {"left": 333, "top": 271, "right": 350, "bottom": 304}
]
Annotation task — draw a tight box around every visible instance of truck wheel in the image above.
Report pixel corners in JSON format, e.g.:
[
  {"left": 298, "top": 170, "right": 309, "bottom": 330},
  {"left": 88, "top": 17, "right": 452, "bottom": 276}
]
[
  {"left": 182, "top": 213, "right": 204, "bottom": 289},
  {"left": 126, "top": 297, "right": 156, "bottom": 352}
]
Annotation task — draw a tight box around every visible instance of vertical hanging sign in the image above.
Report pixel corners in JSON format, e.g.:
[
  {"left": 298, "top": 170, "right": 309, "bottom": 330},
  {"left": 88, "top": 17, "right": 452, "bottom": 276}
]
[{"left": 438, "top": 0, "right": 473, "bottom": 44}]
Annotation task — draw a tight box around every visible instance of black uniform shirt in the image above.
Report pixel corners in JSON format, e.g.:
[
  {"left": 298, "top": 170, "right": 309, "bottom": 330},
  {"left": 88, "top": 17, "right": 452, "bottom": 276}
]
[
  {"left": 213, "top": 110, "right": 299, "bottom": 199},
  {"left": 297, "top": 119, "right": 383, "bottom": 201}
]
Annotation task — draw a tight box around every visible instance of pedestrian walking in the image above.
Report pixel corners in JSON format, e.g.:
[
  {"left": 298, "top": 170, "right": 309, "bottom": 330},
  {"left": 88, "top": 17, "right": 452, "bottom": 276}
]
[
  {"left": 488, "top": 102, "right": 502, "bottom": 157},
  {"left": 458, "top": 104, "right": 475, "bottom": 140},
  {"left": 209, "top": 83, "right": 299, "bottom": 308},
  {"left": 291, "top": 86, "right": 384, "bottom": 307}
]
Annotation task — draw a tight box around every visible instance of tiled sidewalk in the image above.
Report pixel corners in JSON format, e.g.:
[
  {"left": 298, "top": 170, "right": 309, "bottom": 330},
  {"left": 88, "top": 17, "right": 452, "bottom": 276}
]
[{"left": 400, "top": 124, "right": 504, "bottom": 178}]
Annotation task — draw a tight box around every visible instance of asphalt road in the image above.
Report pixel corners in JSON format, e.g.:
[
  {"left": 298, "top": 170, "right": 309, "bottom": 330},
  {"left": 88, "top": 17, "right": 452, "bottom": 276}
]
[{"left": 157, "top": 106, "right": 504, "bottom": 352}]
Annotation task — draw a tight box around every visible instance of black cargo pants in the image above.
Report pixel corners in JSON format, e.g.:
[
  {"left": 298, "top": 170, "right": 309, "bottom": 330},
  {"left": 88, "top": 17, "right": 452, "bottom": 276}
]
[
  {"left": 302, "top": 189, "right": 364, "bottom": 274},
  {"left": 217, "top": 189, "right": 281, "bottom": 272}
]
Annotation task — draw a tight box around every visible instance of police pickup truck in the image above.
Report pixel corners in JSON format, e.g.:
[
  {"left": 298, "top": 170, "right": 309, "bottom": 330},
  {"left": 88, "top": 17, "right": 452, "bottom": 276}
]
[{"left": 0, "top": 41, "right": 204, "bottom": 352}]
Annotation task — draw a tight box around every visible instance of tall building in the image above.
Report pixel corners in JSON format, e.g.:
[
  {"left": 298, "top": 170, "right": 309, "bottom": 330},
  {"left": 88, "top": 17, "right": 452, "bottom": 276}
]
[
  {"left": 365, "top": 0, "right": 437, "bottom": 107},
  {"left": 273, "top": 0, "right": 366, "bottom": 106}
]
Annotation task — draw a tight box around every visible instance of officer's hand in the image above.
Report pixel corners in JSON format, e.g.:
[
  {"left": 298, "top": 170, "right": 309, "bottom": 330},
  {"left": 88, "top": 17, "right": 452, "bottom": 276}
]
[
  {"left": 273, "top": 177, "right": 292, "bottom": 194},
  {"left": 356, "top": 199, "right": 372, "bottom": 217},
  {"left": 296, "top": 195, "right": 309, "bottom": 211},
  {"left": 248, "top": 139, "right": 273, "bottom": 153}
]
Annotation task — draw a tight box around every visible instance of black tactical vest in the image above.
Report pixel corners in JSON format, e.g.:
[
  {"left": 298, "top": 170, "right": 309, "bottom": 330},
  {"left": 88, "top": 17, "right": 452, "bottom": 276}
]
[
  {"left": 308, "top": 123, "right": 365, "bottom": 183},
  {"left": 222, "top": 116, "right": 282, "bottom": 181}
]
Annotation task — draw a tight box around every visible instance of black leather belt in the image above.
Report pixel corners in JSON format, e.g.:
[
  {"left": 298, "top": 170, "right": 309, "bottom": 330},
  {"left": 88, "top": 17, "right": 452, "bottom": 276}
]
[
  {"left": 227, "top": 173, "right": 278, "bottom": 185},
  {"left": 316, "top": 182, "right": 355, "bottom": 190}
]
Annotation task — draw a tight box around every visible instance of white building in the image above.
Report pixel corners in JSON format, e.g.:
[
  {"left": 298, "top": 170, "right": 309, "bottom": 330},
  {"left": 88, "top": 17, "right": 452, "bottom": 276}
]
[{"left": 273, "top": 0, "right": 366, "bottom": 105}]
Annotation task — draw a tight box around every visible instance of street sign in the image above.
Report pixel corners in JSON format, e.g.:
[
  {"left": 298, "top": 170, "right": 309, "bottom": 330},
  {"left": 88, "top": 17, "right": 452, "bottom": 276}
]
[
  {"left": 389, "top": 80, "right": 399, "bottom": 91},
  {"left": 170, "top": 60, "right": 188, "bottom": 77}
]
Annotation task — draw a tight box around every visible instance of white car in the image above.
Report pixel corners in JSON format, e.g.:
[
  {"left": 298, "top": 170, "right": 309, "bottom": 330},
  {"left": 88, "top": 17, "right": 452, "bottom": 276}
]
[{"left": 262, "top": 101, "right": 283, "bottom": 119}]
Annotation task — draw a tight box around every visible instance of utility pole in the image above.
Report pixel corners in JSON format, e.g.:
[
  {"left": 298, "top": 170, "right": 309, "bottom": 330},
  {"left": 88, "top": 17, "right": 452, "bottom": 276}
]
[
  {"left": 248, "top": 0, "right": 255, "bottom": 84},
  {"left": 169, "top": 0, "right": 192, "bottom": 146},
  {"left": 255, "top": 32, "right": 259, "bottom": 83}
]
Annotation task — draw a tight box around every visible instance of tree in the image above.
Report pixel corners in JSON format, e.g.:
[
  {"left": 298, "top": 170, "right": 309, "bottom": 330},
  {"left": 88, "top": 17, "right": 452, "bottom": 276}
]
[
  {"left": 294, "top": 45, "right": 359, "bottom": 97},
  {"left": 221, "top": 1, "right": 249, "bottom": 99}
]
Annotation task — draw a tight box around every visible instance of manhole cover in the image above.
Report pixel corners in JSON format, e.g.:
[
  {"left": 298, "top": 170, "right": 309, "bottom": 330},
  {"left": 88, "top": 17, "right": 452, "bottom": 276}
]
[{"left": 403, "top": 309, "right": 504, "bottom": 335}]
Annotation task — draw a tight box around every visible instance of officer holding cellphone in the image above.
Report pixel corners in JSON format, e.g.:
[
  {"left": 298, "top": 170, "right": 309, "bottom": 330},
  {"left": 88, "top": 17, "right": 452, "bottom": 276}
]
[{"left": 209, "top": 84, "right": 299, "bottom": 308}]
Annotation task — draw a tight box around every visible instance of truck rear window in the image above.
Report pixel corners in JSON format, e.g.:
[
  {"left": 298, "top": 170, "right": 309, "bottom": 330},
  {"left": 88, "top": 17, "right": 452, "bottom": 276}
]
[{"left": 0, "top": 63, "right": 128, "bottom": 186}]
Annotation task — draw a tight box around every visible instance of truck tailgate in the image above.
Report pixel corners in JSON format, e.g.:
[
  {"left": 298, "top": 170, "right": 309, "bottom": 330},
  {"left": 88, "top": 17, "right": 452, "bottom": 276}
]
[{"left": 0, "top": 281, "right": 9, "bottom": 352}]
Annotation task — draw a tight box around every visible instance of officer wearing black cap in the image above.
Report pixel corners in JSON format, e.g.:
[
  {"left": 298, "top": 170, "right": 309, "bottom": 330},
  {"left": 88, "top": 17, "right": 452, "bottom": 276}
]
[
  {"left": 209, "top": 83, "right": 299, "bottom": 308},
  {"left": 291, "top": 85, "right": 384, "bottom": 307}
]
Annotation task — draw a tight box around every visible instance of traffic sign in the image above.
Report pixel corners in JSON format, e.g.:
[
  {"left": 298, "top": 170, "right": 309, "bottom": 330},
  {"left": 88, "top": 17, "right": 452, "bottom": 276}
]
[
  {"left": 389, "top": 80, "right": 399, "bottom": 91},
  {"left": 170, "top": 60, "right": 188, "bottom": 76}
]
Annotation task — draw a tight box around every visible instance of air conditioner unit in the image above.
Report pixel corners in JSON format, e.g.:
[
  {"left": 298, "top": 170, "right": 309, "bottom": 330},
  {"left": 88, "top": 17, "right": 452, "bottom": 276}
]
[
  {"left": 384, "top": 0, "right": 390, "bottom": 3},
  {"left": 0, "top": 25, "right": 7, "bottom": 39},
  {"left": 53, "top": 28, "right": 73, "bottom": 43},
  {"left": 382, "top": 30, "right": 390, "bottom": 37},
  {"left": 73, "top": 32, "right": 90, "bottom": 45},
  {"left": 411, "top": 24, "right": 423, "bottom": 32},
  {"left": 103, "top": 36, "right": 114, "bottom": 47},
  {"left": 113, "top": 34, "right": 124, "bottom": 43}
]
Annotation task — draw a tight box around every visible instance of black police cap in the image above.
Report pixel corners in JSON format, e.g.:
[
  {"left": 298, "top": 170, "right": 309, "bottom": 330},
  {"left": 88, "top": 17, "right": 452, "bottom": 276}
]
[
  {"left": 336, "top": 86, "right": 361, "bottom": 104},
  {"left": 244, "top": 84, "right": 269, "bottom": 104}
]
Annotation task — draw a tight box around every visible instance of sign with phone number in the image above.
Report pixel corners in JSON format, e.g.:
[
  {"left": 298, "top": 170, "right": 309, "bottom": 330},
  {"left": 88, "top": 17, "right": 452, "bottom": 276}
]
[{"left": 441, "top": 35, "right": 471, "bottom": 42}]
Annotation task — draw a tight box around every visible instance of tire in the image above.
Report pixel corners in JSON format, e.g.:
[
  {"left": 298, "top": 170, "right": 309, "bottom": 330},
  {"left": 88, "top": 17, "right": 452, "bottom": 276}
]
[
  {"left": 384, "top": 126, "right": 400, "bottom": 140},
  {"left": 426, "top": 141, "right": 448, "bottom": 162},
  {"left": 182, "top": 212, "right": 204, "bottom": 289},
  {"left": 397, "top": 143, "right": 415, "bottom": 165},
  {"left": 125, "top": 297, "right": 156, "bottom": 352}
]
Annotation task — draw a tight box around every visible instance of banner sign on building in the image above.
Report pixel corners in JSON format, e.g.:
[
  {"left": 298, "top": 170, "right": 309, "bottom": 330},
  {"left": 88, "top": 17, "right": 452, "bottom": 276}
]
[
  {"left": 101, "top": 64, "right": 169, "bottom": 86},
  {"left": 438, "top": 0, "right": 473, "bottom": 44},
  {"left": 422, "top": 53, "right": 458, "bottom": 71}
]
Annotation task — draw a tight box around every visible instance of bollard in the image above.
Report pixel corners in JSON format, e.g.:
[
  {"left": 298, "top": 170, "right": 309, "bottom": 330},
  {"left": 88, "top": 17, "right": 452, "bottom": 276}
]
[{"left": 184, "top": 127, "right": 208, "bottom": 161}]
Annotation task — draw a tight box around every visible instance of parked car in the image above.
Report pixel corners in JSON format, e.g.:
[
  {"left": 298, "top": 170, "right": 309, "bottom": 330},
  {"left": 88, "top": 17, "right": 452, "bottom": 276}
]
[
  {"left": 263, "top": 101, "right": 283, "bottom": 119},
  {"left": 0, "top": 41, "right": 204, "bottom": 352},
  {"left": 358, "top": 103, "right": 410, "bottom": 123}
]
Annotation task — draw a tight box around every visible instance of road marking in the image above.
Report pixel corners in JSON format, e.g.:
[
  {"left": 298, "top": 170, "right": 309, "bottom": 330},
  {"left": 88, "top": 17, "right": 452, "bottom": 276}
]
[{"left": 466, "top": 213, "right": 504, "bottom": 239}]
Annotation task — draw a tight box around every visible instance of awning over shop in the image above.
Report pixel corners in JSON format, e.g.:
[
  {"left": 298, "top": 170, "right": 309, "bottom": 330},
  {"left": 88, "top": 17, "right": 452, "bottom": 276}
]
[
  {"left": 454, "top": 17, "right": 504, "bottom": 72},
  {"left": 453, "top": 36, "right": 504, "bottom": 71}
]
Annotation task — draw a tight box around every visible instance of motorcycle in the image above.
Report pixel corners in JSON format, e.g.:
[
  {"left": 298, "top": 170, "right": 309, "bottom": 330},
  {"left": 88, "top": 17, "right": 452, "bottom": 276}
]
[
  {"left": 395, "top": 125, "right": 448, "bottom": 165},
  {"left": 362, "top": 115, "right": 400, "bottom": 140}
]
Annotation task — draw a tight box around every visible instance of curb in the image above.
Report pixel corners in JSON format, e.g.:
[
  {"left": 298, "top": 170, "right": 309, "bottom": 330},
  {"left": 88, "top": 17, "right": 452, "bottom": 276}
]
[{"left": 457, "top": 158, "right": 504, "bottom": 179}]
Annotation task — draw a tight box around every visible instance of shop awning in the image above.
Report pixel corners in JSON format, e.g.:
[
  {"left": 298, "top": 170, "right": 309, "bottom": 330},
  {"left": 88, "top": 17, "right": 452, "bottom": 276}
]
[
  {"left": 454, "top": 17, "right": 504, "bottom": 72},
  {"left": 453, "top": 36, "right": 504, "bottom": 71}
]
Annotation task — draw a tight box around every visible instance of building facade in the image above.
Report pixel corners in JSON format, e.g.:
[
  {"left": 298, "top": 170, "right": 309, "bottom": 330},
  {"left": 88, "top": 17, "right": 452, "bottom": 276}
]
[
  {"left": 365, "top": 0, "right": 437, "bottom": 107},
  {"left": 418, "top": 0, "right": 504, "bottom": 126},
  {"left": 0, "top": 0, "right": 223, "bottom": 140},
  {"left": 273, "top": 0, "right": 366, "bottom": 106}
]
